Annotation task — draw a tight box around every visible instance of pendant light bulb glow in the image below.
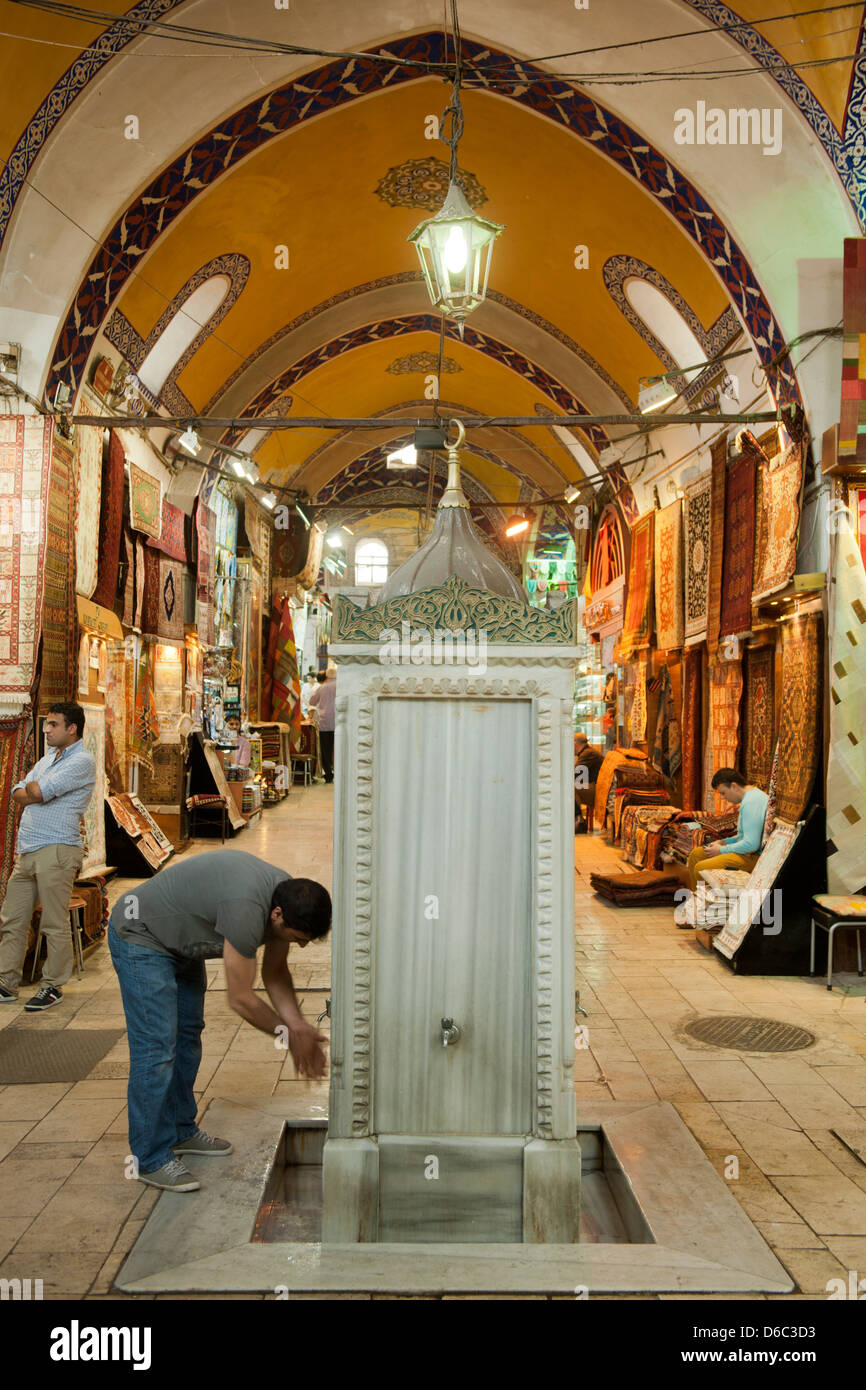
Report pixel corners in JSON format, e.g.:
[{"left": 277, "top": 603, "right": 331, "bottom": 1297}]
[
  {"left": 444, "top": 225, "right": 468, "bottom": 273},
  {"left": 505, "top": 511, "right": 530, "bottom": 538},
  {"left": 178, "top": 427, "right": 201, "bottom": 455}
]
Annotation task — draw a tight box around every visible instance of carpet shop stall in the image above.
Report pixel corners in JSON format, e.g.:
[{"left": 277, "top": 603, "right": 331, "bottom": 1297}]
[{"left": 582, "top": 415, "right": 842, "bottom": 975}]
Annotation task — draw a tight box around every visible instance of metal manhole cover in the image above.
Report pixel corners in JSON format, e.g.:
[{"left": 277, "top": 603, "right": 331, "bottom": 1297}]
[{"left": 683, "top": 1015, "right": 815, "bottom": 1053}]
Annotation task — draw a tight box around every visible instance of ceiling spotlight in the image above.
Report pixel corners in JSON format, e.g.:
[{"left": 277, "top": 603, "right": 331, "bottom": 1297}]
[
  {"left": 178, "top": 427, "right": 201, "bottom": 455},
  {"left": 638, "top": 377, "right": 677, "bottom": 414},
  {"left": 563, "top": 484, "right": 580, "bottom": 504},
  {"left": 260, "top": 492, "right": 276, "bottom": 510},
  {"left": 505, "top": 510, "right": 530, "bottom": 538},
  {"left": 326, "top": 531, "right": 344, "bottom": 548},
  {"left": 386, "top": 444, "right": 418, "bottom": 469},
  {"left": 230, "top": 458, "right": 246, "bottom": 478}
]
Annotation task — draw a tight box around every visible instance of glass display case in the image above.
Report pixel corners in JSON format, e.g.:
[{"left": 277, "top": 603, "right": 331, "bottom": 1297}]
[{"left": 573, "top": 633, "right": 606, "bottom": 746}]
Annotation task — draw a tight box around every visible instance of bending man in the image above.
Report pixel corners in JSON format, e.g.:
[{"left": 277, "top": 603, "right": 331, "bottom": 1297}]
[{"left": 108, "top": 849, "right": 331, "bottom": 1193}]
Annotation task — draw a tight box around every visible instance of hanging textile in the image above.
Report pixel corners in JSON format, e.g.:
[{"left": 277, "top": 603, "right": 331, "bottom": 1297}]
[
  {"left": 146, "top": 498, "right": 188, "bottom": 563},
  {"left": 265, "top": 597, "right": 302, "bottom": 749},
  {"left": 195, "top": 502, "right": 217, "bottom": 646},
  {"left": 0, "top": 714, "right": 34, "bottom": 902},
  {"left": 104, "top": 640, "right": 131, "bottom": 792},
  {"left": 857, "top": 490, "right": 866, "bottom": 571},
  {"left": 654, "top": 500, "right": 684, "bottom": 650},
  {"left": 708, "top": 656, "right": 743, "bottom": 812},
  {"left": 752, "top": 443, "right": 803, "bottom": 601},
  {"left": 73, "top": 394, "right": 103, "bottom": 598},
  {"left": 651, "top": 664, "right": 681, "bottom": 779},
  {"left": 684, "top": 473, "right": 711, "bottom": 642},
  {"left": 128, "top": 462, "right": 162, "bottom": 539},
  {"left": 622, "top": 512, "right": 654, "bottom": 652},
  {"left": 775, "top": 611, "right": 823, "bottom": 824},
  {"left": 0, "top": 415, "right": 54, "bottom": 711},
  {"left": 296, "top": 524, "right": 325, "bottom": 590},
  {"left": 79, "top": 703, "right": 106, "bottom": 874},
  {"left": 826, "top": 514, "right": 866, "bottom": 891},
  {"left": 91, "top": 430, "right": 126, "bottom": 609},
  {"left": 141, "top": 545, "right": 161, "bottom": 637},
  {"left": 157, "top": 558, "right": 184, "bottom": 641},
  {"left": 122, "top": 531, "right": 136, "bottom": 626},
  {"left": 719, "top": 442, "right": 757, "bottom": 638},
  {"left": 763, "top": 739, "right": 779, "bottom": 845},
  {"left": 38, "top": 427, "right": 76, "bottom": 710},
  {"left": 593, "top": 746, "right": 649, "bottom": 826},
  {"left": 680, "top": 644, "right": 703, "bottom": 812},
  {"left": 706, "top": 433, "right": 728, "bottom": 654},
  {"left": 742, "top": 642, "right": 775, "bottom": 790},
  {"left": 131, "top": 646, "right": 160, "bottom": 773},
  {"left": 629, "top": 659, "right": 647, "bottom": 741}
]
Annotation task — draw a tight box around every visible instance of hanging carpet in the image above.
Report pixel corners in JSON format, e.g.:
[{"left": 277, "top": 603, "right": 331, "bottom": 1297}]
[
  {"left": 38, "top": 427, "right": 76, "bottom": 710},
  {"left": 621, "top": 511, "right": 654, "bottom": 653},
  {"left": 0, "top": 416, "right": 54, "bottom": 711},
  {"left": 128, "top": 462, "right": 162, "bottom": 539},
  {"left": 775, "top": 611, "right": 823, "bottom": 824},
  {"left": 752, "top": 443, "right": 804, "bottom": 600},
  {"left": 654, "top": 500, "right": 684, "bottom": 650},
  {"left": 719, "top": 439, "right": 757, "bottom": 638},
  {"left": 264, "top": 597, "right": 302, "bottom": 749},
  {"left": 706, "top": 433, "right": 728, "bottom": 654},
  {"left": 73, "top": 394, "right": 103, "bottom": 599},
  {"left": 157, "top": 558, "right": 184, "bottom": 641},
  {"left": 146, "top": 498, "right": 188, "bottom": 563},
  {"left": 742, "top": 642, "right": 775, "bottom": 790},
  {"left": 0, "top": 715, "right": 33, "bottom": 902},
  {"left": 90, "top": 430, "right": 126, "bottom": 609},
  {"left": 651, "top": 663, "right": 682, "bottom": 779},
  {"left": 140, "top": 545, "right": 162, "bottom": 638},
  {"left": 684, "top": 473, "right": 711, "bottom": 641},
  {"left": 709, "top": 656, "right": 743, "bottom": 812},
  {"left": 680, "top": 644, "right": 703, "bottom": 813}
]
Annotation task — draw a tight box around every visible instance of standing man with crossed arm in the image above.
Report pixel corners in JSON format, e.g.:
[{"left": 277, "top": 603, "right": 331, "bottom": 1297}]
[{"left": 0, "top": 702, "right": 96, "bottom": 1011}]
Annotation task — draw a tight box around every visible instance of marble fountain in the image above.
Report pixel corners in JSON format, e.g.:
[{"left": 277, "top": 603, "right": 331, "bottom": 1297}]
[{"left": 118, "top": 427, "right": 792, "bottom": 1296}]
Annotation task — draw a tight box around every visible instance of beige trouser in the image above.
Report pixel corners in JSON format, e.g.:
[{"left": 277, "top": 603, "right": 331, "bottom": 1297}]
[{"left": 0, "top": 844, "right": 83, "bottom": 991}]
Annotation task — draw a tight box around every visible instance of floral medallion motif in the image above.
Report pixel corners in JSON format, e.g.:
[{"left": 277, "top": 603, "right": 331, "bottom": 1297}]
[
  {"left": 375, "top": 157, "right": 487, "bottom": 211},
  {"left": 386, "top": 352, "right": 461, "bottom": 375}
]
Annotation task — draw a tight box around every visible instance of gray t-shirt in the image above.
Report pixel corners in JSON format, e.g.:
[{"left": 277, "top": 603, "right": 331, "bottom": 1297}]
[{"left": 111, "top": 850, "right": 290, "bottom": 960}]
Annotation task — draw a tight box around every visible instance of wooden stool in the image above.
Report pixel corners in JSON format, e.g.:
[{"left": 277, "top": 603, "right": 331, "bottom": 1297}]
[
  {"left": 186, "top": 796, "right": 228, "bottom": 843},
  {"left": 30, "top": 895, "right": 86, "bottom": 982},
  {"left": 810, "top": 894, "right": 866, "bottom": 991}
]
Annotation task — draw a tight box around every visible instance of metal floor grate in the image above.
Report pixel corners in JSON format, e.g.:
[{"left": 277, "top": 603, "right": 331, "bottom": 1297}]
[
  {"left": 683, "top": 1015, "right": 815, "bottom": 1053},
  {"left": 0, "top": 1029, "right": 125, "bottom": 1083}
]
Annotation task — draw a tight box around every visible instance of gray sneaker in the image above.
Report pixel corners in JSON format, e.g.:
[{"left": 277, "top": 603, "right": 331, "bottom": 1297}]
[
  {"left": 137, "top": 1158, "right": 200, "bottom": 1192},
  {"left": 0, "top": 982, "right": 17, "bottom": 1003},
  {"left": 174, "top": 1128, "right": 233, "bottom": 1157}
]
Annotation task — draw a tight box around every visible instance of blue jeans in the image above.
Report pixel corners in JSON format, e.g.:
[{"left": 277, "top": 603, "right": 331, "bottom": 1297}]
[{"left": 108, "top": 921, "right": 206, "bottom": 1173}]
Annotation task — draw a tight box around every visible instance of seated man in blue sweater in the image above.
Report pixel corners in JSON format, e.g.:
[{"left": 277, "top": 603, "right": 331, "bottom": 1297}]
[{"left": 686, "top": 768, "right": 769, "bottom": 893}]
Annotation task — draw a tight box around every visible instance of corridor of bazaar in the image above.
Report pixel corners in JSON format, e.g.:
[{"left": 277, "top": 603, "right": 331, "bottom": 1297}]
[{"left": 0, "top": 0, "right": 865, "bottom": 1348}]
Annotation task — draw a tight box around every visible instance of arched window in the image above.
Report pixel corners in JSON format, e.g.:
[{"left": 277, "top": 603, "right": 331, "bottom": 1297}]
[
  {"left": 591, "top": 505, "right": 625, "bottom": 592},
  {"left": 355, "top": 539, "right": 389, "bottom": 585},
  {"left": 137, "top": 276, "right": 230, "bottom": 395},
  {"left": 624, "top": 279, "right": 706, "bottom": 382}
]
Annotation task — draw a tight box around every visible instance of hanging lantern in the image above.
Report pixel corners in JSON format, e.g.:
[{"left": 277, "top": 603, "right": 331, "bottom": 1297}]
[
  {"left": 409, "top": 180, "right": 504, "bottom": 336},
  {"left": 408, "top": 77, "right": 504, "bottom": 337}
]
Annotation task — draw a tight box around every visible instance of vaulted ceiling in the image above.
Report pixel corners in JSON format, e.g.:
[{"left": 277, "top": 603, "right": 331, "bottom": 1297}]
[{"left": 0, "top": 0, "right": 862, "bottom": 526}]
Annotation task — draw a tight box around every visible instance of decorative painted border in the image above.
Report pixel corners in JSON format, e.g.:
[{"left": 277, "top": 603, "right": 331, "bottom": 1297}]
[
  {"left": 208, "top": 275, "right": 633, "bottom": 413},
  {"left": 333, "top": 575, "right": 577, "bottom": 644},
  {"left": 844, "top": 11, "right": 866, "bottom": 219},
  {"left": 2, "top": 7, "right": 857, "bottom": 260},
  {"left": 684, "top": 0, "right": 864, "bottom": 224},
  {"left": 603, "top": 255, "right": 741, "bottom": 399},
  {"left": 41, "top": 33, "right": 801, "bottom": 411},
  {"left": 104, "top": 253, "right": 250, "bottom": 415},
  {"left": 233, "top": 313, "right": 611, "bottom": 454}
]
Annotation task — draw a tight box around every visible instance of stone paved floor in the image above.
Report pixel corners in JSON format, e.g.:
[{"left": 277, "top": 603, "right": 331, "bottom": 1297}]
[{"left": 1, "top": 789, "right": 865, "bottom": 1300}]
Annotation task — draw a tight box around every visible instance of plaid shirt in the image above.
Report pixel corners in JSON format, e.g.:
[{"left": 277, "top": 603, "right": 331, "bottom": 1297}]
[{"left": 13, "top": 740, "right": 97, "bottom": 854}]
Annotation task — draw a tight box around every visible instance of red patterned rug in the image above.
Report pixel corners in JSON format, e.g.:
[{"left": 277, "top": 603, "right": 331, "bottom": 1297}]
[
  {"left": 742, "top": 642, "right": 775, "bottom": 790},
  {"left": 141, "top": 545, "right": 162, "bottom": 637},
  {"left": 776, "top": 612, "right": 823, "bottom": 823},
  {"left": 147, "top": 498, "right": 188, "bottom": 563},
  {"left": 719, "top": 441, "right": 757, "bottom": 637},
  {"left": 91, "top": 430, "right": 126, "bottom": 610},
  {"left": 752, "top": 443, "right": 803, "bottom": 600},
  {"left": 681, "top": 644, "right": 703, "bottom": 812},
  {"left": 0, "top": 714, "right": 34, "bottom": 902},
  {"left": 38, "top": 429, "right": 76, "bottom": 710}
]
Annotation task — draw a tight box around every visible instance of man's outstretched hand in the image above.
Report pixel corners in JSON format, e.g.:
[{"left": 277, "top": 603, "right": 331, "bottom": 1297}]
[{"left": 288, "top": 1020, "right": 328, "bottom": 1079}]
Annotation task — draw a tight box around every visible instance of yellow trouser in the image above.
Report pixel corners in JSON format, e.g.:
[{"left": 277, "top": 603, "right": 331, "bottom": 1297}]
[
  {"left": 686, "top": 847, "right": 759, "bottom": 895},
  {"left": 0, "top": 844, "right": 83, "bottom": 991}
]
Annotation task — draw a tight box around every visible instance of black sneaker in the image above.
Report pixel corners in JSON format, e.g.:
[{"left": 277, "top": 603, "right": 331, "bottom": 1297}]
[
  {"left": 25, "top": 985, "right": 63, "bottom": 1012},
  {"left": 0, "top": 981, "right": 17, "bottom": 1003}
]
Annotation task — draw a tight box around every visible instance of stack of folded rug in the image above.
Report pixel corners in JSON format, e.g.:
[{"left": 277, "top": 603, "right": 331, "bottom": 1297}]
[{"left": 589, "top": 868, "right": 682, "bottom": 906}]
